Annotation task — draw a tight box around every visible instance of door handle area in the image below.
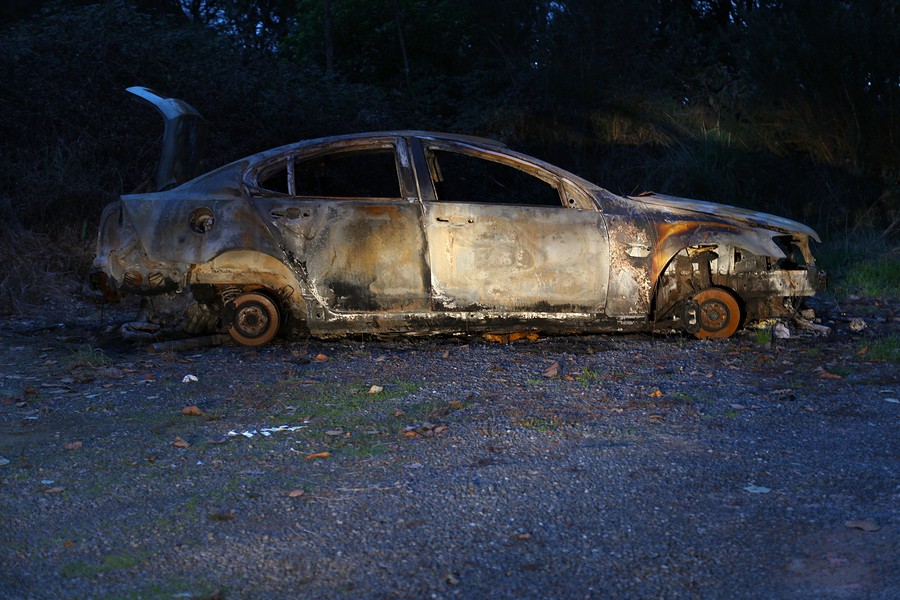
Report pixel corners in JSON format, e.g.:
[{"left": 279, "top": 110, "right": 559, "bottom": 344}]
[
  {"left": 435, "top": 215, "right": 475, "bottom": 226},
  {"left": 271, "top": 207, "right": 310, "bottom": 220}
]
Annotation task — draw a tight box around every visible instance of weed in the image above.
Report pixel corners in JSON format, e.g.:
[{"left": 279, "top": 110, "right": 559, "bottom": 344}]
[
  {"left": 818, "top": 237, "right": 900, "bottom": 300},
  {"left": 517, "top": 416, "right": 561, "bottom": 431},
  {"left": 576, "top": 368, "right": 600, "bottom": 386},
  {"left": 866, "top": 334, "right": 899, "bottom": 362},
  {"left": 668, "top": 391, "right": 699, "bottom": 403},
  {"left": 61, "top": 550, "right": 149, "bottom": 578},
  {"left": 66, "top": 345, "right": 111, "bottom": 370},
  {"left": 754, "top": 328, "right": 772, "bottom": 346}
]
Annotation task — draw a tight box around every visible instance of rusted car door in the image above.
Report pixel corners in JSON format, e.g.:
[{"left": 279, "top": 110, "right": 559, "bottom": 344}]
[
  {"left": 416, "top": 141, "right": 610, "bottom": 313},
  {"left": 251, "top": 140, "right": 431, "bottom": 312}
]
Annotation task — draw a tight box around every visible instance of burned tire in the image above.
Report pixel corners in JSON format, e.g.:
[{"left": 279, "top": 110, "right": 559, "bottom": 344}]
[
  {"left": 228, "top": 292, "right": 280, "bottom": 346},
  {"left": 692, "top": 287, "right": 741, "bottom": 339}
]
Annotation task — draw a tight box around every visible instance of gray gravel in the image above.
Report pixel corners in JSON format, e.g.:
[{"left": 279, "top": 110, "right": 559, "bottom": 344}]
[{"left": 0, "top": 298, "right": 897, "bottom": 599}]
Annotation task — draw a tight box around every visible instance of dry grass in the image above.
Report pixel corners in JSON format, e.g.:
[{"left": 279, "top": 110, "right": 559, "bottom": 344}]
[{"left": 0, "top": 227, "right": 94, "bottom": 316}]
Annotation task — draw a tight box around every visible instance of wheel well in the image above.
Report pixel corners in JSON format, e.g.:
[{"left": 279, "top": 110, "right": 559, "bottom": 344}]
[
  {"left": 653, "top": 246, "right": 745, "bottom": 328},
  {"left": 188, "top": 250, "right": 307, "bottom": 326}
]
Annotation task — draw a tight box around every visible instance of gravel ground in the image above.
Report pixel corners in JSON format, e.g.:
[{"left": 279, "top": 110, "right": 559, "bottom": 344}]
[{"left": 0, "top": 295, "right": 897, "bottom": 599}]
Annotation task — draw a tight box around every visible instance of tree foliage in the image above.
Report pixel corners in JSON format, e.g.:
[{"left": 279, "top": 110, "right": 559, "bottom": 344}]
[{"left": 0, "top": 0, "right": 896, "bottom": 237}]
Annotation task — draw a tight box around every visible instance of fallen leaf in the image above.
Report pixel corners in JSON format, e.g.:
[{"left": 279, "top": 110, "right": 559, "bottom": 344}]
[
  {"left": 512, "top": 532, "right": 532, "bottom": 541},
  {"left": 172, "top": 437, "right": 191, "bottom": 449},
  {"left": 649, "top": 389, "right": 663, "bottom": 398},
  {"left": 24, "top": 387, "right": 37, "bottom": 395},
  {"left": 814, "top": 366, "right": 843, "bottom": 380},
  {"left": 543, "top": 361, "right": 559, "bottom": 378},
  {"left": 314, "top": 353, "right": 328, "bottom": 362},
  {"left": 63, "top": 540, "right": 74, "bottom": 548},
  {"left": 368, "top": 385, "right": 383, "bottom": 394},
  {"left": 287, "top": 489, "right": 306, "bottom": 498},
  {"left": 64, "top": 441, "right": 82, "bottom": 451},
  {"left": 442, "top": 350, "right": 450, "bottom": 359},
  {"left": 845, "top": 518, "right": 880, "bottom": 532},
  {"left": 305, "top": 451, "right": 330, "bottom": 460},
  {"left": 393, "top": 408, "right": 406, "bottom": 417},
  {"left": 648, "top": 415, "right": 664, "bottom": 420},
  {"left": 44, "top": 486, "right": 65, "bottom": 494},
  {"left": 207, "top": 510, "right": 236, "bottom": 522},
  {"left": 856, "top": 345, "right": 869, "bottom": 356},
  {"left": 182, "top": 405, "right": 203, "bottom": 416}
]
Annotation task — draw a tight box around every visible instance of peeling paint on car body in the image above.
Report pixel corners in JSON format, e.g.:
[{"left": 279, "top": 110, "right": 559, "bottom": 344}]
[{"left": 91, "top": 87, "right": 826, "bottom": 345}]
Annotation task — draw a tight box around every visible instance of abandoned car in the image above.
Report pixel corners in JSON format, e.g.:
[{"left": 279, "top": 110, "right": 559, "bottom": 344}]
[{"left": 91, "top": 87, "right": 825, "bottom": 346}]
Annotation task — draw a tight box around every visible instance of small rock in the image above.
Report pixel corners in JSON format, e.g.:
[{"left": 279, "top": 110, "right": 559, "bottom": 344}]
[
  {"left": 845, "top": 518, "right": 880, "bottom": 532},
  {"left": 773, "top": 323, "right": 791, "bottom": 339}
]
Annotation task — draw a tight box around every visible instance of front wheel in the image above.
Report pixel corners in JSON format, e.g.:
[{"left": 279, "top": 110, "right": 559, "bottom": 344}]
[
  {"left": 692, "top": 287, "right": 741, "bottom": 339},
  {"left": 228, "top": 292, "right": 281, "bottom": 346}
]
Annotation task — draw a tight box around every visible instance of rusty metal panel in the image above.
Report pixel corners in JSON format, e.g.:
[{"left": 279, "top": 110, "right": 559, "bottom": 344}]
[
  {"left": 604, "top": 214, "right": 653, "bottom": 316},
  {"left": 255, "top": 198, "right": 431, "bottom": 312},
  {"left": 423, "top": 202, "right": 609, "bottom": 312}
]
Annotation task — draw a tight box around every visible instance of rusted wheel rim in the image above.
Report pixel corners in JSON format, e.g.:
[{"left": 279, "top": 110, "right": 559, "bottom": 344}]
[
  {"left": 692, "top": 288, "right": 741, "bottom": 339},
  {"left": 229, "top": 292, "right": 280, "bottom": 346}
]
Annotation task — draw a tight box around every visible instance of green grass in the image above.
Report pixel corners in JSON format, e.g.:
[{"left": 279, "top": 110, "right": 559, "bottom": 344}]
[
  {"left": 576, "top": 367, "right": 600, "bottom": 386},
  {"left": 818, "top": 237, "right": 900, "bottom": 300},
  {"left": 516, "top": 416, "right": 562, "bottom": 431},
  {"left": 866, "top": 334, "right": 900, "bottom": 362},
  {"left": 65, "top": 344, "right": 111, "bottom": 370},
  {"left": 61, "top": 550, "right": 149, "bottom": 578},
  {"left": 754, "top": 328, "right": 773, "bottom": 346}
]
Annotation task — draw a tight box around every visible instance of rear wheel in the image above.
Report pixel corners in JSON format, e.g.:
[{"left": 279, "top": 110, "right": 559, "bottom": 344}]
[
  {"left": 229, "top": 292, "right": 280, "bottom": 346},
  {"left": 692, "top": 287, "right": 741, "bottom": 339}
]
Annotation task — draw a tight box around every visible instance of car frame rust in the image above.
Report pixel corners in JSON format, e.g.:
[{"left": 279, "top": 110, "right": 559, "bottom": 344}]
[{"left": 91, "top": 87, "right": 825, "bottom": 345}]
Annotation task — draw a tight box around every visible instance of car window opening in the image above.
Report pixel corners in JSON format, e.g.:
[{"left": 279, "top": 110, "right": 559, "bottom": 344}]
[
  {"left": 429, "top": 149, "right": 563, "bottom": 207},
  {"left": 259, "top": 149, "right": 402, "bottom": 199}
]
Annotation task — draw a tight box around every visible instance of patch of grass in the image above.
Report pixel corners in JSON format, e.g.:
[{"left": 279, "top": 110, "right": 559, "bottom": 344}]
[
  {"left": 866, "top": 334, "right": 900, "bottom": 362},
  {"left": 818, "top": 237, "right": 900, "bottom": 300},
  {"left": 668, "top": 391, "right": 701, "bottom": 403},
  {"left": 268, "top": 378, "right": 429, "bottom": 454},
  {"left": 66, "top": 344, "right": 111, "bottom": 370},
  {"left": 516, "top": 416, "right": 561, "bottom": 431},
  {"left": 576, "top": 368, "right": 600, "bottom": 386},
  {"left": 754, "top": 328, "right": 772, "bottom": 346},
  {"left": 61, "top": 550, "right": 149, "bottom": 578}
]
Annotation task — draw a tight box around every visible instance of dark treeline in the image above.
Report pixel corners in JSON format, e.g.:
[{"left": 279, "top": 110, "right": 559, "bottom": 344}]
[{"left": 0, "top": 0, "right": 897, "bottom": 241}]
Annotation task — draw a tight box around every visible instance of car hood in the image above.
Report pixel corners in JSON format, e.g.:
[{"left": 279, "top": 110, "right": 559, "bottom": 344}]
[{"left": 630, "top": 192, "right": 820, "bottom": 242}]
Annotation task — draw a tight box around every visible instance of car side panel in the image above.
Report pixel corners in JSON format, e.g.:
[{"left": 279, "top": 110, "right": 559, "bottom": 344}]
[
  {"left": 423, "top": 202, "right": 610, "bottom": 312},
  {"left": 254, "top": 198, "right": 431, "bottom": 313}
]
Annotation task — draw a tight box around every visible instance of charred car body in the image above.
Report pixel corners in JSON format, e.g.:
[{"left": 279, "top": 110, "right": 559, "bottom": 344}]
[{"left": 91, "top": 87, "right": 825, "bottom": 346}]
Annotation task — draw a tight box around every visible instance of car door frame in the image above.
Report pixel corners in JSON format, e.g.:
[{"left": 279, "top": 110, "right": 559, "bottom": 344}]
[
  {"left": 248, "top": 136, "right": 433, "bottom": 330},
  {"left": 408, "top": 135, "right": 613, "bottom": 320}
]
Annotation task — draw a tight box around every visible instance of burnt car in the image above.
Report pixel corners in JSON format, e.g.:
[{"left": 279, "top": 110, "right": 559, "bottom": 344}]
[{"left": 91, "top": 87, "right": 825, "bottom": 346}]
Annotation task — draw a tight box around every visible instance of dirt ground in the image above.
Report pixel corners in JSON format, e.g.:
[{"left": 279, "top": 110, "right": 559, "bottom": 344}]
[{"left": 1, "top": 292, "right": 897, "bottom": 599}]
